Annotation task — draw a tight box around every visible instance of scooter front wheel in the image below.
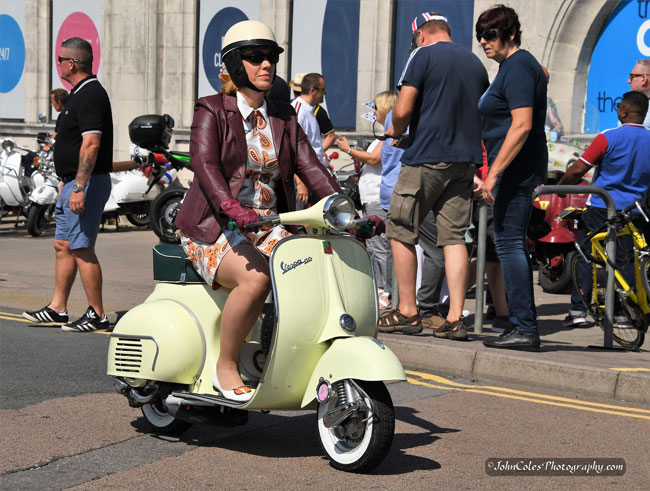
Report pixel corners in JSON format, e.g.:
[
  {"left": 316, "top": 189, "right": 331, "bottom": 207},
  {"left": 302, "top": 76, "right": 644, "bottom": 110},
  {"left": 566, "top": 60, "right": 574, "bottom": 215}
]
[
  {"left": 141, "top": 400, "right": 193, "bottom": 435},
  {"left": 26, "top": 203, "right": 52, "bottom": 237},
  {"left": 317, "top": 380, "right": 394, "bottom": 473}
]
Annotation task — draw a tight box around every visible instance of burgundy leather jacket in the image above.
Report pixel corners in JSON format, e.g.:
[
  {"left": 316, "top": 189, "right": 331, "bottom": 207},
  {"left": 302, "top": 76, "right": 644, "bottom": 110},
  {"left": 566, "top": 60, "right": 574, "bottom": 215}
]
[{"left": 175, "top": 93, "right": 341, "bottom": 243}]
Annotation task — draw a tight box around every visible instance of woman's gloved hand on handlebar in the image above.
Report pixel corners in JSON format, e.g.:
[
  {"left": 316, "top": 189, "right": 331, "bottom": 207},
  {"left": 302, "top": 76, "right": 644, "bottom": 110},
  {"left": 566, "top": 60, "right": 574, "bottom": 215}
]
[
  {"left": 351, "top": 215, "right": 385, "bottom": 240},
  {"left": 220, "top": 199, "right": 260, "bottom": 228}
]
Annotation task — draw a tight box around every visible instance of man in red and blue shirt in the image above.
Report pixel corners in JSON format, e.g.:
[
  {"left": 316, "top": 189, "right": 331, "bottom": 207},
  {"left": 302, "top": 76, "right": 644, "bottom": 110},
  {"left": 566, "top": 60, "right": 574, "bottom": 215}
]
[{"left": 558, "top": 91, "right": 650, "bottom": 326}]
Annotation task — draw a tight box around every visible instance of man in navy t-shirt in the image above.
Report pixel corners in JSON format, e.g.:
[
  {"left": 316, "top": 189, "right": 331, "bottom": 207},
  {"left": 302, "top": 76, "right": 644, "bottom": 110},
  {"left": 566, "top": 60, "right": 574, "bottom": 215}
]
[{"left": 379, "top": 12, "right": 489, "bottom": 339}]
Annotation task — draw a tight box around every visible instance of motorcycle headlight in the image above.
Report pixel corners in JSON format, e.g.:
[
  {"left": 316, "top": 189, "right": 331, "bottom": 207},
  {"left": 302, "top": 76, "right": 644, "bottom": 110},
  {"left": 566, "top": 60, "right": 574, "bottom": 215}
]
[{"left": 323, "top": 195, "right": 355, "bottom": 231}]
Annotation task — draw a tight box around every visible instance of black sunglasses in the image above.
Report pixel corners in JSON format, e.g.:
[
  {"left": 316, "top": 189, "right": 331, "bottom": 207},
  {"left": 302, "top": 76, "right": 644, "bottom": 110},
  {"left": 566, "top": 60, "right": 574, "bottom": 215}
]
[
  {"left": 240, "top": 51, "right": 279, "bottom": 65},
  {"left": 476, "top": 28, "right": 500, "bottom": 42},
  {"left": 58, "top": 55, "right": 82, "bottom": 64}
]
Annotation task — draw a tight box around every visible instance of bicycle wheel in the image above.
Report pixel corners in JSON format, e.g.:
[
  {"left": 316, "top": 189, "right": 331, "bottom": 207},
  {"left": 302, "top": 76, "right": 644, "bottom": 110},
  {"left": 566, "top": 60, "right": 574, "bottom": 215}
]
[
  {"left": 642, "top": 255, "right": 650, "bottom": 305},
  {"left": 570, "top": 253, "right": 603, "bottom": 323},
  {"left": 570, "top": 253, "right": 645, "bottom": 349}
]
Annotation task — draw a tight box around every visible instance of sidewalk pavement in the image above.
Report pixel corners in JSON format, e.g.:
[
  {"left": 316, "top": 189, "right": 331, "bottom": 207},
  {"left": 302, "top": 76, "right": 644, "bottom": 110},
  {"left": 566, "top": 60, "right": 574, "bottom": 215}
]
[{"left": 378, "top": 274, "right": 650, "bottom": 406}]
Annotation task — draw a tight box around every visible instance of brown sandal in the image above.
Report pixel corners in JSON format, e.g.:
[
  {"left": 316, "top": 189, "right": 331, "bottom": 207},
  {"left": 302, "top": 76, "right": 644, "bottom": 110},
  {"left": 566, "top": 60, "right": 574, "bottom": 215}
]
[{"left": 378, "top": 309, "right": 422, "bottom": 334}]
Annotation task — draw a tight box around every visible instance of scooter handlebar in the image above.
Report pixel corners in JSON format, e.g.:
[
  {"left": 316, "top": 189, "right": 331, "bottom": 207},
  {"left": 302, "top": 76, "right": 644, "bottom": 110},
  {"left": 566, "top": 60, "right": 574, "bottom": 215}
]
[{"left": 240, "top": 216, "right": 281, "bottom": 231}]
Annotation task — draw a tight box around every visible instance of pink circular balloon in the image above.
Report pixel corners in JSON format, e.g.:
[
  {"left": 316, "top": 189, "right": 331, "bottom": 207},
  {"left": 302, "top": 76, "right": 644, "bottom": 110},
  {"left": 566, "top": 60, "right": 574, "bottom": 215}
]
[{"left": 55, "top": 12, "right": 101, "bottom": 90}]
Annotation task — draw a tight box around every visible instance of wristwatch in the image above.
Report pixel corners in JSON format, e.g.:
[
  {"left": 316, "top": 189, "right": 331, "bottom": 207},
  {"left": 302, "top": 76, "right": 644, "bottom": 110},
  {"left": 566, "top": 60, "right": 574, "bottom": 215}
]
[
  {"left": 346, "top": 147, "right": 353, "bottom": 155},
  {"left": 71, "top": 183, "right": 84, "bottom": 193}
]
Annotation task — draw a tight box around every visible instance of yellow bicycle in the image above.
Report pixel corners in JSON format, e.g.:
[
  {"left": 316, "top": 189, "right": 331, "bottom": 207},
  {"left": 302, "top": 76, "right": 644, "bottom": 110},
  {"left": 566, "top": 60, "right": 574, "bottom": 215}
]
[{"left": 567, "top": 201, "right": 650, "bottom": 349}]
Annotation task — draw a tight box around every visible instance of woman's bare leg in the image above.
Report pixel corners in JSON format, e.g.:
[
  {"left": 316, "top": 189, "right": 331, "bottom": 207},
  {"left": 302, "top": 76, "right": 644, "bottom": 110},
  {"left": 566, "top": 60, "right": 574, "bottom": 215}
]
[{"left": 214, "top": 243, "right": 271, "bottom": 390}]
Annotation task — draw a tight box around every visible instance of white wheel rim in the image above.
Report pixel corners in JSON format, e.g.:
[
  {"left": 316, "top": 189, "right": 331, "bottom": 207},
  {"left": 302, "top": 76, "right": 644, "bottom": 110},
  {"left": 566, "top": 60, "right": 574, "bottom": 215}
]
[
  {"left": 317, "top": 383, "right": 374, "bottom": 465},
  {"left": 142, "top": 402, "right": 176, "bottom": 427}
]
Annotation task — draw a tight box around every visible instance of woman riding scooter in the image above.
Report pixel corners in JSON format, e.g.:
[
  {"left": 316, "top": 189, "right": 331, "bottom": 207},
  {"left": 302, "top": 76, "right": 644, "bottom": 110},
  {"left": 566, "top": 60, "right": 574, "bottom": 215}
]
[{"left": 174, "top": 21, "right": 360, "bottom": 402}]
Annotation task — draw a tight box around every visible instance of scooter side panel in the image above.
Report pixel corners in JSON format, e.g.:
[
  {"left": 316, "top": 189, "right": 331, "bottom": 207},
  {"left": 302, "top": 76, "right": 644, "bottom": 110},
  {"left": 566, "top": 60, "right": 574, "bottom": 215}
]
[
  {"left": 133, "top": 282, "right": 261, "bottom": 396},
  {"left": 108, "top": 299, "right": 205, "bottom": 384},
  {"left": 300, "top": 336, "right": 406, "bottom": 408}
]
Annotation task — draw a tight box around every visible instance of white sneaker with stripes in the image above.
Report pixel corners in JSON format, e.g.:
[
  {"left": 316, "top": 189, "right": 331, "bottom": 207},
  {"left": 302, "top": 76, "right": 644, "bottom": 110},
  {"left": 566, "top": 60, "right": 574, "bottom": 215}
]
[
  {"left": 23, "top": 306, "right": 69, "bottom": 325},
  {"left": 61, "top": 306, "right": 110, "bottom": 332}
]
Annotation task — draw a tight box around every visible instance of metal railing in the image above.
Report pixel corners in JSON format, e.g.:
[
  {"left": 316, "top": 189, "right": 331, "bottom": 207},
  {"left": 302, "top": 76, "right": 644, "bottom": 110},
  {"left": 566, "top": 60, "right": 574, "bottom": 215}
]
[{"left": 474, "top": 185, "right": 617, "bottom": 346}]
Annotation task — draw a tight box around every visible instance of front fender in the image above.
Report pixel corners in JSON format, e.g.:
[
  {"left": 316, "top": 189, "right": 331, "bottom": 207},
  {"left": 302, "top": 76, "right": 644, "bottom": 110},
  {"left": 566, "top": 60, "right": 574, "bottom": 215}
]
[
  {"left": 300, "top": 336, "right": 405, "bottom": 408},
  {"left": 30, "top": 186, "right": 58, "bottom": 205}
]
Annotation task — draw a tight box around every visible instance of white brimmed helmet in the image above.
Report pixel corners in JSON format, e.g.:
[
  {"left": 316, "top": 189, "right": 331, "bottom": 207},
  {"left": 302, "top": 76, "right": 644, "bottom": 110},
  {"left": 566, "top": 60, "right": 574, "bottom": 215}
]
[{"left": 221, "top": 20, "right": 284, "bottom": 92}]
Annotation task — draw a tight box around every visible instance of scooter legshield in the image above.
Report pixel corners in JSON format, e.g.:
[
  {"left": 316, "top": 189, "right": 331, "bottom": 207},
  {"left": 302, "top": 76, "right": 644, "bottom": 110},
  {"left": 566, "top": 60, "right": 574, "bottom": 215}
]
[
  {"left": 300, "top": 336, "right": 405, "bottom": 408},
  {"left": 107, "top": 299, "right": 206, "bottom": 384},
  {"left": 30, "top": 185, "right": 58, "bottom": 205}
]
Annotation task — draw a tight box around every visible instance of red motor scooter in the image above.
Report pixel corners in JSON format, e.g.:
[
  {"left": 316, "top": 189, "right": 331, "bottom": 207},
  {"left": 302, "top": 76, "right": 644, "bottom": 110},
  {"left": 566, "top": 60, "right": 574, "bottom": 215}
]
[{"left": 532, "top": 140, "right": 592, "bottom": 293}]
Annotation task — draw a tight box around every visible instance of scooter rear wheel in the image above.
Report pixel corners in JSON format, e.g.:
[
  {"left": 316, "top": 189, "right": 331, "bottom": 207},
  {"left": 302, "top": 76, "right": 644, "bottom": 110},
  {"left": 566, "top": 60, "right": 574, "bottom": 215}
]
[
  {"left": 141, "top": 400, "right": 193, "bottom": 435},
  {"left": 317, "top": 380, "right": 394, "bottom": 473},
  {"left": 126, "top": 212, "right": 151, "bottom": 227},
  {"left": 150, "top": 188, "right": 185, "bottom": 243}
]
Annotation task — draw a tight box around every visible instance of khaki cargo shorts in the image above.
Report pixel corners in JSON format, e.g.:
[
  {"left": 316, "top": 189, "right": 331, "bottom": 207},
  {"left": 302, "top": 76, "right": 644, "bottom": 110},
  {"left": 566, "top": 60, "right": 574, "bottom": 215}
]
[{"left": 386, "top": 162, "right": 474, "bottom": 246}]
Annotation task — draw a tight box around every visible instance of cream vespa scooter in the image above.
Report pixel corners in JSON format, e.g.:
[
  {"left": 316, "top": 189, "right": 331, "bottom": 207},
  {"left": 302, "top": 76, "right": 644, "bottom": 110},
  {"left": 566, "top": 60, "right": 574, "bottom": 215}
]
[{"left": 107, "top": 194, "right": 406, "bottom": 473}]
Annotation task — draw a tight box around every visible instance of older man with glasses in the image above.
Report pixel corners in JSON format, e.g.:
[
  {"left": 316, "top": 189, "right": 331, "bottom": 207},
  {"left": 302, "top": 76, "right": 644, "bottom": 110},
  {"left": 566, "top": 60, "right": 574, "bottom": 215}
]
[{"left": 628, "top": 59, "right": 650, "bottom": 129}]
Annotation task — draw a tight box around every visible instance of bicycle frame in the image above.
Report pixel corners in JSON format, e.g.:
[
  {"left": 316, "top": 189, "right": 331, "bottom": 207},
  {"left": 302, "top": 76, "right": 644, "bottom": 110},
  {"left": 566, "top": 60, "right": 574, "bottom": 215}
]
[{"left": 585, "top": 222, "right": 650, "bottom": 315}]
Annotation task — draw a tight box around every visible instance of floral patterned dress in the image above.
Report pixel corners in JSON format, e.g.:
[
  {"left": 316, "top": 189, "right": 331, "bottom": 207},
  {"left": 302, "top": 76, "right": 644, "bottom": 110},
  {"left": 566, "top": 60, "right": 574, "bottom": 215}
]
[{"left": 180, "top": 106, "right": 291, "bottom": 288}]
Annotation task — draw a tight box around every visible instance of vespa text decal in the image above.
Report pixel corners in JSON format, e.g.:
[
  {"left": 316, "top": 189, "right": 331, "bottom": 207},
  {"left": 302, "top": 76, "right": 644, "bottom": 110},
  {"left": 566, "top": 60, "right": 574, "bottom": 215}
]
[{"left": 280, "top": 256, "right": 312, "bottom": 275}]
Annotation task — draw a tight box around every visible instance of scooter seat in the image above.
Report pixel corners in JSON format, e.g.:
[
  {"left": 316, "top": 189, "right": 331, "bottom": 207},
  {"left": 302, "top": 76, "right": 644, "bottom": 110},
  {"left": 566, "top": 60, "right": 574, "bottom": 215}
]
[{"left": 152, "top": 243, "right": 205, "bottom": 284}]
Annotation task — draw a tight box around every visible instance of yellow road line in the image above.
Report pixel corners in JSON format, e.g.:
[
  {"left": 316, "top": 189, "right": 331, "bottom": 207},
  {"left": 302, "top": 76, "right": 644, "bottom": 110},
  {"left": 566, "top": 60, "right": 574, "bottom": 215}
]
[
  {"left": 0, "top": 311, "right": 27, "bottom": 319},
  {"left": 1, "top": 311, "right": 111, "bottom": 333},
  {"left": 407, "top": 378, "right": 650, "bottom": 420},
  {"left": 609, "top": 367, "right": 650, "bottom": 372},
  {"left": 406, "top": 370, "right": 650, "bottom": 415},
  {"left": 0, "top": 314, "right": 30, "bottom": 323}
]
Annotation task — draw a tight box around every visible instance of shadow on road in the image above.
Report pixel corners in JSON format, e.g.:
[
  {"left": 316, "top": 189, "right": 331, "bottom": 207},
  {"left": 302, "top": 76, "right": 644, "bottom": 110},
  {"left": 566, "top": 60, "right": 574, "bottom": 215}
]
[
  {"left": 0, "top": 215, "right": 150, "bottom": 239},
  {"left": 128, "top": 404, "right": 451, "bottom": 474}
]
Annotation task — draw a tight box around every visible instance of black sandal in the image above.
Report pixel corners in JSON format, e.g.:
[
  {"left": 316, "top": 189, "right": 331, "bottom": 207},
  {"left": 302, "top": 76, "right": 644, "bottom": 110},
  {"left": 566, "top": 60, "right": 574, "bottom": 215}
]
[{"left": 378, "top": 309, "right": 422, "bottom": 334}]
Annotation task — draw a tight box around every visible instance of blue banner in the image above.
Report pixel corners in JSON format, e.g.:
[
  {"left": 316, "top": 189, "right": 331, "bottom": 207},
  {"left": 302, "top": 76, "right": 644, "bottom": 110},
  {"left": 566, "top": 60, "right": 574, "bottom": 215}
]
[
  {"left": 321, "top": 0, "right": 360, "bottom": 129},
  {"left": 0, "top": 14, "right": 25, "bottom": 94},
  {"left": 202, "top": 7, "right": 249, "bottom": 92},
  {"left": 585, "top": 0, "right": 650, "bottom": 133}
]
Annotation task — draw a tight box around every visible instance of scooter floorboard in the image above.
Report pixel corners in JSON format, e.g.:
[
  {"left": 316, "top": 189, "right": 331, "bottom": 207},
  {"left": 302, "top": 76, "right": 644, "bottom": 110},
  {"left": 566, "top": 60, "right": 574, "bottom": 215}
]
[{"left": 171, "top": 391, "right": 249, "bottom": 409}]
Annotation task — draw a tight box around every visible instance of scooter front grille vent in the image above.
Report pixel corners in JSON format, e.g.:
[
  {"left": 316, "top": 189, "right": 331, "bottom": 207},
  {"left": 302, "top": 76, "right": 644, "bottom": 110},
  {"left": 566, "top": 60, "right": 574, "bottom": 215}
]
[{"left": 113, "top": 338, "right": 143, "bottom": 373}]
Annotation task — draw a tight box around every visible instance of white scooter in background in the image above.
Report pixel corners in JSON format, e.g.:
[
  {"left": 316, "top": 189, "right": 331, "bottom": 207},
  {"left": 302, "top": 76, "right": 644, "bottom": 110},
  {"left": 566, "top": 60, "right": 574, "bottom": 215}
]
[
  {"left": 102, "top": 144, "right": 177, "bottom": 229},
  {"left": 0, "top": 138, "right": 38, "bottom": 226},
  {"left": 25, "top": 133, "right": 61, "bottom": 236}
]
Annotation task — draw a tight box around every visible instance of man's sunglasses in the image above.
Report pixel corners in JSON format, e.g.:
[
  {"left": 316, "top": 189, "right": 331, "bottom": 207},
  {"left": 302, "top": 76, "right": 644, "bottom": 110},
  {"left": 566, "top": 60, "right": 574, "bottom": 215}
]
[
  {"left": 476, "top": 28, "right": 500, "bottom": 42},
  {"left": 57, "top": 56, "right": 82, "bottom": 64},
  {"left": 629, "top": 73, "right": 648, "bottom": 81},
  {"left": 240, "top": 51, "right": 279, "bottom": 64}
]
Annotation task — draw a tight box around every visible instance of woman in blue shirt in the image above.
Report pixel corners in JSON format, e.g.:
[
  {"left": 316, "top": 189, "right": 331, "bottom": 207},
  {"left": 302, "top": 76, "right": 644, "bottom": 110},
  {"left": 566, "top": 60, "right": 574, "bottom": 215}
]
[{"left": 476, "top": 5, "right": 547, "bottom": 351}]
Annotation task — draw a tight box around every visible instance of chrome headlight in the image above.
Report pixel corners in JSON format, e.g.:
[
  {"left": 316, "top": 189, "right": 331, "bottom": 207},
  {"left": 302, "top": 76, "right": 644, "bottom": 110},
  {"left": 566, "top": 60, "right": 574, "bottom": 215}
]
[{"left": 323, "top": 195, "right": 355, "bottom": 231}]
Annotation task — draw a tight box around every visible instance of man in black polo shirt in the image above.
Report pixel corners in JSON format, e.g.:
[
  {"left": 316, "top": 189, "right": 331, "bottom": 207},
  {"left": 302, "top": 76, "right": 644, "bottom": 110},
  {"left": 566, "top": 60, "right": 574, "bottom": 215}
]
[{"left": 23, "top": 37, "right": 113, "bottom": 332}]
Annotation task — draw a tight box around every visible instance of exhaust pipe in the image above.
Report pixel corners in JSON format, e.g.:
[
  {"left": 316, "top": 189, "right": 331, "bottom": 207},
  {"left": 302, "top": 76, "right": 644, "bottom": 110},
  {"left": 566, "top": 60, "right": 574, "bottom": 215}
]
[
  {"left": 129, "top": 384, "right": 159, "bottom": 404},
  {"left": 113, "top": 378, "right": 130, "bottom": 395}
]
